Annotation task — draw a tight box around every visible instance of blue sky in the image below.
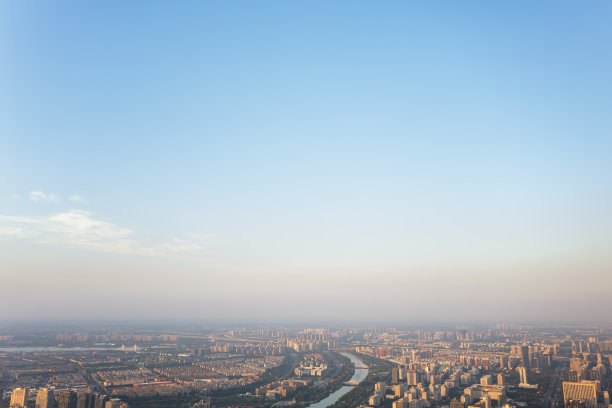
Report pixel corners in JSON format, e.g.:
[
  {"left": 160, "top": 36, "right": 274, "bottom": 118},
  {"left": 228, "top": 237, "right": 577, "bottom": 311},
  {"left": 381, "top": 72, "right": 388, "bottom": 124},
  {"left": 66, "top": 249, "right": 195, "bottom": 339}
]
[{"left": 1, "top": 1, "right": 611, "bottom": 322}]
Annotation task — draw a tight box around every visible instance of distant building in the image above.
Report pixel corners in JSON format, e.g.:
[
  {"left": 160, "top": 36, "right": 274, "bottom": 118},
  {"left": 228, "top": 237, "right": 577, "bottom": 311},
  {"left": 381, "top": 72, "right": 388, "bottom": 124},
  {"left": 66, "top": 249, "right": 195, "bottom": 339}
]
[
  {"left": 10, "top": 388, "right": 28, "bottom": 408},
  {"left": 375, "top": 382, "right": 387, "bottom": 392},
  {"left": 392, "top": 367, "right": 399, "bottom": 384},
  {"left": 480, "top": 375, "right": 493, "bottom": 386},
  {"left": 568, "top": 370, "right": 579, "bottom": 382},
  {"left": 520, "top": 346, "right": 529, "bottom": 368},
  {"left": 463, "top": 384, "right": 506, "bottom": 406},
  {"left": 294, "top": 363, "right": 327, "bottom": 376},
  {"left": 105, "top": 398, "right": 128, "bottom": 408},
  {"left": 407, "top": 370, "right": 418, "bottom": 385},
  {"left": 450, "top": 398, "right": 464, "bottom": 408},
  {"left": 94, "top": 395, "right": 110, "bottom": 408},
  {"left": 76, "top": 392, "right": 93, "bottom": 408},
  {"left": 392, "top": 383, "right": 405, "bottom": 397},
  {"left": 35, "top": 388, "right": 54, "bottom": 408},
  {"left": 57, "top": 390, "right": 77, "bottom": 408},
  {"left": 562, "top": 381, "right": 597, "bottom": 408},
  {"left": 499, "top": 355, "right": 508, "bottom": 368},
  {"left": 517, "top": 366, "right": 528, "bottom": 385},
  {"left": 369, "top": 394, "right": 382, "bottom": 406},
  {"left": 392, "top": 398, "right": 406, "bottom": 408}
]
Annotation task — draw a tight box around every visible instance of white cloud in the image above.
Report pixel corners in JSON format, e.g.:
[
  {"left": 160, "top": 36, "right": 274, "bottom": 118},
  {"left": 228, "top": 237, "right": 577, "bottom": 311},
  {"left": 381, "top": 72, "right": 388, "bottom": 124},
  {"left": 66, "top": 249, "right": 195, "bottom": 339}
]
[
  {"left": 29, "top": 191, "right": 59, "bottom": 202},
  {"left": 46, "top": 210, "right": 132, "bottom": 238},
  {"left": 25, "top": 191, "right": 86, "bottom": 204},
  {"left": 0, "top": 210, "right": 209, "bottom": 256}
]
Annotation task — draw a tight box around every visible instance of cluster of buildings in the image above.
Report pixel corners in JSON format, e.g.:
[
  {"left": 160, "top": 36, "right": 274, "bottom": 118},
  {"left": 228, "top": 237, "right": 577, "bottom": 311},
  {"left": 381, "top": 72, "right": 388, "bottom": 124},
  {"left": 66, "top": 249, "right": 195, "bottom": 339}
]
[
  {"left": 561, "top": 339, "right": 612, "bottom": 408},
  {"left": 9, "top": 387, "right": 128, "bottom": 408},
  {"left": 95, "top": 367, "right": 155, "bottom": 387},
  {"left": 285, "top": 338, "right": 336, "bottom": 353},
  {"left": 113, "top": 380, "right": 190, "bottom": 398},
  {"left": 190, "top": 356, "right": 283, "bottom": 379},
  {"left": 367, "top": 379, "right": 459, "bottom": 408},
  {"left": 568, "top": 356, "right": 608, "bottom": 383},
  {"left": 365, "top": 354, "right": 546, "bottom": 407},
  {"left": 356, "top": 346, "right": 393, "bottom": 358},
  {"left": 364, "top": 374, "right": 509, "bottom": 408},
  {"left": 507, "top": 344, "right": 553, "bottom": 373},
  {"left": 4, "top": 325, "right": 612, "bottom": 408},
  {"left": 294, "top": 354, "right": 328, "bottom": 377},
  {"left": 208, "top": 343, "right": 284, "bottom": 356},
  {"left": 55, "top": 333, "right": 179, "bottom": 343},
  {"left": 351, "top": 327, "right": 612, "bottom": 408},
  {"left": 254, "top": 379, "right": 307, "bottom": 399}
]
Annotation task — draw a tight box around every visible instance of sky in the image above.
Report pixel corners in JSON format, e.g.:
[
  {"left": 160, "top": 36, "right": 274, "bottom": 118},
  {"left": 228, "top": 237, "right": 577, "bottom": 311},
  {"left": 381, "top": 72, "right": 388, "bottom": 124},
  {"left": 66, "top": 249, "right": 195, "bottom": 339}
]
[{"left": 1, "top": 1, "right": 611, "bottom": 324}]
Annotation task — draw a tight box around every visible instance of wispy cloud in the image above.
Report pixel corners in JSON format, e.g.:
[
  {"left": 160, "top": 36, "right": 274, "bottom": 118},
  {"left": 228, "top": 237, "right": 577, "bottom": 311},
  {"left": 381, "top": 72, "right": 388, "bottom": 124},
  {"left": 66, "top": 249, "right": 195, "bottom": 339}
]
[
  {"left": 0, "top": 225, "right": 28, "bottom": 238},
  {"left": 68, "top": 194, "right": 85, "bottom": 203},
  {"left": 0, "top": 210, "right": 210, "bottom": 256},
  {"left": 29, "top": 191, "right": 59, "bottom": 202}
]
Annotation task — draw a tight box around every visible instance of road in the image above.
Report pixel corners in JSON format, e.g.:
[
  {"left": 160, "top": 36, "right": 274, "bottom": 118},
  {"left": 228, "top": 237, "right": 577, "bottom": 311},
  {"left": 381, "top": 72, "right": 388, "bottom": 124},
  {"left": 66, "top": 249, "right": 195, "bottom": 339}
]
[{"left": 544, "top": 361, "right": 566, "bottom": 408}]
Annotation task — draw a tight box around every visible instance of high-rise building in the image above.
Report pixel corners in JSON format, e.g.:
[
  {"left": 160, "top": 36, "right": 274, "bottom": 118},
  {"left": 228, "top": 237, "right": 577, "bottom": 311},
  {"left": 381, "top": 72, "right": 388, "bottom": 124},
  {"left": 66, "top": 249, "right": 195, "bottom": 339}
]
[
  {"left": 517, "top": 366, "right": 528, "bottom": 385},
  {"left": 480, "top": 375, "right": 493, "bottom": 386},
  {"left": 398, "top": 366, "right": 406, "bottom": 380},
  {"left": 35, "top": 388, "right": 54, "bottom": 408},
  {"left": 57, "top": 390, "right": 77, "bottom": 408},
  {"left": 520, "top": 345, "right": 529, "bottom": 368},
  {"left": 562, "top": 381, "right": 598, "bottom": 408},
  {"left": 497, "top": 373, "right": 505, "bottom": 386},
  {"left": 104, "top": 398, "right": 127, "bottom": 408},
  {"left": 392, "top": 398, "right": 406, "bottom": 408},
  {"left": 77, "top": 392, "right": 94, "bottom": 408},
  {"left": 568, "top": 370, "right": 579, "bottom": 382},
  {"left": 10, "top": 388, "right": 28, "bottom": 408},
  {"left": 406, "top": 370, "right": 418, "bottom": 385},
  {"left": 391, "top": 367, "right": 399, "bottom": 384},
  {"left": 570, "top": 358, "right": 584, "bottom": 372},
  {"left": 94, "top": 394, "right": 109, "bottom": 408}
]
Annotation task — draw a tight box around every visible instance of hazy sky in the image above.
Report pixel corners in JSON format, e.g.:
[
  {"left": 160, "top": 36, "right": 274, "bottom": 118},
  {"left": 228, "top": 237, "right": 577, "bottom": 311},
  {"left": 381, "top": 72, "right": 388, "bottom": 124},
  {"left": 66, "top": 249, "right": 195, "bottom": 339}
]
[{"left": 1, "top": 1, "right": 611, "bottom": 323}]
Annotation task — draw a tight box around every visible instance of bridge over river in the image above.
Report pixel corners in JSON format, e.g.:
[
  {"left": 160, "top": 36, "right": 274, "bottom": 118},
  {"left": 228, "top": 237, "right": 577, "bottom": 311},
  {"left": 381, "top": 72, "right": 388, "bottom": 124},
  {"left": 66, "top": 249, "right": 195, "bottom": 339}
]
[{"left": 307, "top": 353, "right": 369, "bottom": 408}]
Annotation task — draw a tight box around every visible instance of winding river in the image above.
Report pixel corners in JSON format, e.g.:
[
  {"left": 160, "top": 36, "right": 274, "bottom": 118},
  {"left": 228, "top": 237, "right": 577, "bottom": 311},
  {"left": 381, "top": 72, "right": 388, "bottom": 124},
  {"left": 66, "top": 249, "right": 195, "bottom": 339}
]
[{"left": 307, "top": 352, "right": 369, "bottom": 408}]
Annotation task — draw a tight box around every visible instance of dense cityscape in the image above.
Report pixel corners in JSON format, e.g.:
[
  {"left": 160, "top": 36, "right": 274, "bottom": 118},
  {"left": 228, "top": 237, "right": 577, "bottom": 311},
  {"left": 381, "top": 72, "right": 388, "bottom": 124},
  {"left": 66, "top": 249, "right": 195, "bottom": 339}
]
[{"left": 1, "top": 324, "right": 611, "bottom": 408}]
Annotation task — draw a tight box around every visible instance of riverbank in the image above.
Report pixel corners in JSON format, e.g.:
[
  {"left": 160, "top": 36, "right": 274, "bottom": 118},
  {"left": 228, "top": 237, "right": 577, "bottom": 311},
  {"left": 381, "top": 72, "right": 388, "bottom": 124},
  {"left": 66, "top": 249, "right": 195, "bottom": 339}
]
[{"left": 306, "top": 352, "right": 369, "bottom": 408}]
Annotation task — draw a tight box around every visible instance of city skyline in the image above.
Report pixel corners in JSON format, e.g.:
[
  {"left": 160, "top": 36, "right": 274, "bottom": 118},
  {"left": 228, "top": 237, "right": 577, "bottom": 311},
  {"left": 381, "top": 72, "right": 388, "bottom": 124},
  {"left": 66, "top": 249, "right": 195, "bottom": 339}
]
[
  {"left": 2, "top": 1, "right": 612, "bottom": 322},
  {"left": 0, "top": 322, "right": 611, "bottom": 408}
]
